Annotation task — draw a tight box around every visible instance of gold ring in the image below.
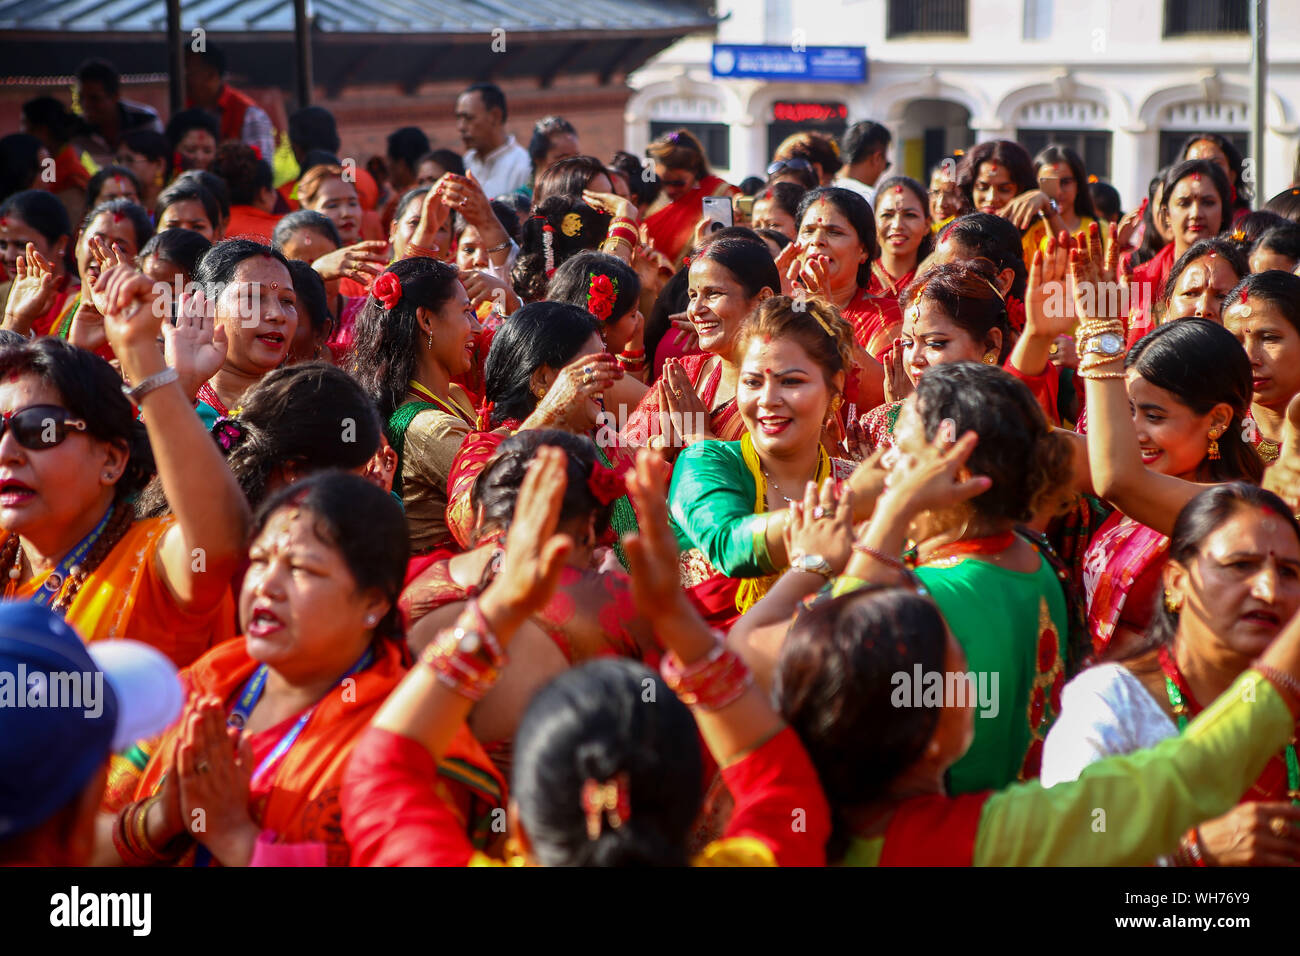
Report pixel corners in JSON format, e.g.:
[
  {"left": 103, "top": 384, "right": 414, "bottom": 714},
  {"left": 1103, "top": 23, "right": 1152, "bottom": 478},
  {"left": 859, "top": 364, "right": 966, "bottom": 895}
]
[
  {"left": 1271, "top": 816, "right": 1290, "bottom": 838},
  {"left": 1049, "top": 342, "right": 1060, "bottom": 355}
]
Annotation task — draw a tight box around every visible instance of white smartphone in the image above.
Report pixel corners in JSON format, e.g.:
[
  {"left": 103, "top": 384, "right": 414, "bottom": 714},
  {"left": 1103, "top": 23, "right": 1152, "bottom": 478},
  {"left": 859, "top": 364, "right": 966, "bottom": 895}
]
[{"left": 701, "top": 196, "right": 733, "bottom": 233}]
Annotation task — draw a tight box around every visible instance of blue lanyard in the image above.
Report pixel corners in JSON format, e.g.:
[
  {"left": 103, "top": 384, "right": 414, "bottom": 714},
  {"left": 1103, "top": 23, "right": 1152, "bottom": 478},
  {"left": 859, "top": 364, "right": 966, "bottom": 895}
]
[
  {"left": 227, "top": 645, "right": 375, "bottom": 786},
  {"left": 192, "top": 645, "right": 375, "bottom": 868},
  {"left": 27, "top": 507, "right": 113, "bottom": 613}
]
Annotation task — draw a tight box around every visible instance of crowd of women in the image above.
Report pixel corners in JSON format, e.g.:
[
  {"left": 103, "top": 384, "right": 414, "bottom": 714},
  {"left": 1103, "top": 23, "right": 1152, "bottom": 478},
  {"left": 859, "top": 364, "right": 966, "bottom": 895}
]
[{"left": 6, "top": 84, "right": 1300, "bottom": 868}]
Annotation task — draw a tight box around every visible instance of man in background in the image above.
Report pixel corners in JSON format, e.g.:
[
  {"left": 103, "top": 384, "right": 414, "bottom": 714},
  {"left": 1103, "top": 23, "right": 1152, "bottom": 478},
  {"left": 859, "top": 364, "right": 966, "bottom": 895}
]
[
  {"left": 456, "top": 83, "right": 530, "bottom": 198},
  {"left": 838, "top": 120, "right": 892, "bottom": 206}
]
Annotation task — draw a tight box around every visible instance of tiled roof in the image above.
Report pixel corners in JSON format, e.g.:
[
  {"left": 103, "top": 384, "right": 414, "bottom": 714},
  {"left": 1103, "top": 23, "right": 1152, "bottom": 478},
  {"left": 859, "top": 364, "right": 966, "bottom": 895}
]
[{"left": 0, "top": 0, "right": 716, "bottom": 34}]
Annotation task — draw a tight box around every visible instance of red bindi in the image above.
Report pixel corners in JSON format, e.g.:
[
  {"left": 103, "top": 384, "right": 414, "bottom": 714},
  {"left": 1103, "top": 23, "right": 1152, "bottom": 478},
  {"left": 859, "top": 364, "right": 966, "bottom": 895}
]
[
  {"left": 893, "top": 185, "right": 903, "bottom": 194},
  {"left": 1190, "top": 173, "right": 1201, "bottom": 182},
  {"left": 112, "top": 212, "right": 124, "bottom": 223},
  {"left": 271, "top": 282, "right": 279, "bottom": 289}
]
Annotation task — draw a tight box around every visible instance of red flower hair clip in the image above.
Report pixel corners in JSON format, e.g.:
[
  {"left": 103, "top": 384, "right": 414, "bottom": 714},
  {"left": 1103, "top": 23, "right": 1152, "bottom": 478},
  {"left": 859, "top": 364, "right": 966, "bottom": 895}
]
[
  {"left": 373, "top": 271, "right": 402, "bottom": 311},
  {"left": 586, "top": 273, "right": 620, "bottom": 323},
  {"left": 587, "top": 459, "right": 629, "bottom": 505}
]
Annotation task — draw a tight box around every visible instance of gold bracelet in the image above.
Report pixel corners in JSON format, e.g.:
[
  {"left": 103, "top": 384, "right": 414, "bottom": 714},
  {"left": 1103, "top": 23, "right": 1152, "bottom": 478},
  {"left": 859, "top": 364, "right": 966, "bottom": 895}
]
[{"left": 1079, "top": 369, "right": 1127, "bottom": 380}]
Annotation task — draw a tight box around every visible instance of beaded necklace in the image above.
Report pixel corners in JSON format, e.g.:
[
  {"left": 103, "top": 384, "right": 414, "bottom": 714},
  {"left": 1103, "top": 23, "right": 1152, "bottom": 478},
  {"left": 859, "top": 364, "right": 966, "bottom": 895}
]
[
  {"left": 1159, "top": 644, "right": 1300, "bottom": 805},
  {"left": 1, "top": 500, "right": 137, "bottom": 616}
]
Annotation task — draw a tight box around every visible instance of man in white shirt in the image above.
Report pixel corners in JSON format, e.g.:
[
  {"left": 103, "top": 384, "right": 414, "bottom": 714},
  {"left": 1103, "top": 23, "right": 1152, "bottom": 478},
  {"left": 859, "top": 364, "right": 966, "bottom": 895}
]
[
  {"left": 837, "top": 121, "right": 893, "bottom": 207},
  {"left": 456, "top": 83, "right": 532, "bottom": 199}
]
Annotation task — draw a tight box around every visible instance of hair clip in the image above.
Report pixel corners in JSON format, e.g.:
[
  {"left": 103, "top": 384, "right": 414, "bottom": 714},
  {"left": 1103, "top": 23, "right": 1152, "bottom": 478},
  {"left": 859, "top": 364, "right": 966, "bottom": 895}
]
[
  {"left": 581, "top": 772, "right": 631, "bottom": 840},
  {"left": 212, "top": 416, "right": 245, "bottom": 452},
  {"left": 542, "top": 223, "right": 555, "bottom": 277},
  {"left": 982, "top": 277, "right": 1005, "bottom": 301},
  {"left": 561, "top": 212, "right": 583, "bottom": 238}
]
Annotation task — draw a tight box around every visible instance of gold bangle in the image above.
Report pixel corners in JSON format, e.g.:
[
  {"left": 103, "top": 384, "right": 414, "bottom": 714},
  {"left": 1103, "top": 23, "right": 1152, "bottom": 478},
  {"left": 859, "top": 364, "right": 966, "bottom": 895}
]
[{"left": 1079, "top": 369, "right": 1127, "bottom": 380}]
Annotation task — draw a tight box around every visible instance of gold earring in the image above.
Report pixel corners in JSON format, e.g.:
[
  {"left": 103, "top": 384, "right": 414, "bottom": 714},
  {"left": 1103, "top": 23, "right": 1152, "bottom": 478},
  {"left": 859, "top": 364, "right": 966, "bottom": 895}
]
[
  {"left": 1164, "top": 590, "right": 1183, "bottom": 614},
  {"left": 983, "top": 350, "right": 998, "bottom": 365},
  {"left": 1207, "top": 427, "right": 1222, "bottom": 461}
]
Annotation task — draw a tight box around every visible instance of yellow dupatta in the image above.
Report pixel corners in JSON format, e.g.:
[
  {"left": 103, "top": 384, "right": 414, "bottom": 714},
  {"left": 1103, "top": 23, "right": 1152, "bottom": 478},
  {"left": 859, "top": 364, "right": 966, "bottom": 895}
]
[{"left": 734, "top": 432, "right": 831, "bottom": 614}]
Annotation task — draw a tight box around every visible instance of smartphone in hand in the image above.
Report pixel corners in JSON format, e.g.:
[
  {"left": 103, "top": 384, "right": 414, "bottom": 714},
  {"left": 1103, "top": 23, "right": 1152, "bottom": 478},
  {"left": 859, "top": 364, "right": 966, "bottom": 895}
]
[{"left": 701, "top": 196, "right": 733, "bottom": 233}]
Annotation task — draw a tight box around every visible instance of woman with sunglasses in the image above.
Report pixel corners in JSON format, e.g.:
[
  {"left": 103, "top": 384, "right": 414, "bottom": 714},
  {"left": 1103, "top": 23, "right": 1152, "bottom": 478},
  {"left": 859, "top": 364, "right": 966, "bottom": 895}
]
[
  {"left": 765, "top": 157, "right": 819, "bottom": 191},
  {"left": 642, "top": 129, "right": 739, "bottom": 267},
  {"left": 0, "top": 264, "right": 249, "bottom": 668}
]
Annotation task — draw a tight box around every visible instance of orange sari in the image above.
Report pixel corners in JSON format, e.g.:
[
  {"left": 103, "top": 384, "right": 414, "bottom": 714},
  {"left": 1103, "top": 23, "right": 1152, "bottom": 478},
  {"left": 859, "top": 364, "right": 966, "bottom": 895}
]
[
  {"left": 115, "top": 636, "right": 504, "bottom": 866},
  {"left": 1, "top": 515, "right": 234, "bottom": 668}
]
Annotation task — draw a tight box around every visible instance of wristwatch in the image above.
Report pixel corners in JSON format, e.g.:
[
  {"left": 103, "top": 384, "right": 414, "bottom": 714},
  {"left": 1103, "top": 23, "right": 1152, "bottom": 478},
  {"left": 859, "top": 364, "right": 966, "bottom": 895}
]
[
  {"left": 1080, "top": 331, "right": 1124, "bottom": 357},
  {"left": 790, "top": 552, "right": 835, "bottom": 580}
]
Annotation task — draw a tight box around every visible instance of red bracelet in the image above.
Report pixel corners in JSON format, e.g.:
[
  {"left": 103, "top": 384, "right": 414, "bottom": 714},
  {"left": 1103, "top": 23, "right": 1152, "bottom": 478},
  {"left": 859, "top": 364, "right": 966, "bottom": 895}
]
[
  {"left": 660, "top": 635, "right": 753, "bottom": 711},
  {"left": 406, "top": 242, "right": 440, "bottom": 259},
  {"left": 851, "top": 542, "right": 908, "bottom": 574},
  {"left": 420, "top": 600, "right": 508, "bottom": 701}
]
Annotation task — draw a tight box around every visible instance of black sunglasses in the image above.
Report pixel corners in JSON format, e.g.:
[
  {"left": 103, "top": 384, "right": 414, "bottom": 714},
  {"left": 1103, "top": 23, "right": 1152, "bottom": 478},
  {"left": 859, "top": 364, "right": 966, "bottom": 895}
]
[
  {"left": 767, "top": 158, "right": 814, "bottom": 177},
  {"left": 0, "top": 405, "right": 88, "bottom": 450}
]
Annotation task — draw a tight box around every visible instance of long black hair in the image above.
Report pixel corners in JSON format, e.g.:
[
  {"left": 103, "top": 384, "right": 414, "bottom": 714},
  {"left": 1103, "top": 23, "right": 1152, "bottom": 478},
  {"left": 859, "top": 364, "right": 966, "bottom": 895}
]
[
  {"left": 347, "top": 257, "right": 463, "bottom": 420},
  {"left": 512, "top": 658, "right": 702, "bottom": 866},
  {"left": 1160, "top": 160, "right": 1232, "bottom": 237},
  {"left": 776, "top": 586, "right": 948, "bottom": 861},
  {"left": 0, "top": 339, "right": 153, "bottom": 502},
  {"left": 547, "top": 251, "right": 640, "bottom": 330},
  {"left": 253, "top": 471, "right": 409, "bottom": 645},
  {"left": 914, "top": 362, "right": 1074, "bottom": 522},
  {"left": 1127, "top": 318, "right": 1261, "bottom": 484},
  {"left": 483, "top": 301, "right": 599, "bottom": 427},
  {"left": 471, "top": 429, "right": 613, "bottom": 543},
  {"left": 938, "top": 213, "right": 1029, "bottom": 300}
]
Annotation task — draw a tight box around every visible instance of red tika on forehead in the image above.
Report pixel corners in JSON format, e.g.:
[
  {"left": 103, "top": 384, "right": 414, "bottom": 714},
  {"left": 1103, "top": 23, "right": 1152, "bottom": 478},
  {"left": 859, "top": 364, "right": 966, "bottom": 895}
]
[
  {"left": 111, "top": 212, "right": 124, "bottom": 223},
  {"left": 1240, "top": 288, "right": 1250, "bottom": 305},
  {"left": 893, "top": 184, "right": 903, "bottom": 194},
  {"left": 1189, "top": 173, "right": 1202, "bottom": 182}
]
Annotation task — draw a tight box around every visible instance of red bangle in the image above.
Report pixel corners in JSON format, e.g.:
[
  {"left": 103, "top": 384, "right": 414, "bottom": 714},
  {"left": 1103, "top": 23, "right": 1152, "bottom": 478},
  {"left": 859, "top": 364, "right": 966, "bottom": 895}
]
[
  {"left": 851, "top": 542, "right": 908, "bottom": 574},
  {"left": 660, "top": 636, "right": 753, "bottom": 711},
  {"left": 406, "top": 242, "right": 440, "bottom": 259}
]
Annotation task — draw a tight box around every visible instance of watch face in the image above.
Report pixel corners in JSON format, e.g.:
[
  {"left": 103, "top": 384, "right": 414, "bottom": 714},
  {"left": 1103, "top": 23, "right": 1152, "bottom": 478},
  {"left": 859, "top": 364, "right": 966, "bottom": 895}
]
[{"left": 1098, "top": 332, "right": 1123, "bottom": 355}]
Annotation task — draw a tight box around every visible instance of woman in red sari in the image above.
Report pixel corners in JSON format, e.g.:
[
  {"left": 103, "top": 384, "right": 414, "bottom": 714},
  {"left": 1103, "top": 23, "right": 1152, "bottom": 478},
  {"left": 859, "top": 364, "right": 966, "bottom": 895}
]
[
  {"left": 343, "top": 447, "right": 830, "bottom": 867},
  {"left": 788, "top": 187, "right": 892, "bottom": 363},
  {"left": 621, "top": 233, "right": 779, "bottom": 451},
  {"left": 643, "top": 129, "right": 738, "bottom": 266},
  {"left": 866, "top": 176, "right": 933, "bottom": 315},
  {"left": 1125, "top": 160, "right": 1230, "bottom": 340},
  {"left": 99, "top": 472, "right": 502, "bottom": 867},
  {"left": 1, "top": 191, "right": 77, "bottom": 338},
  {"left": 402, "top": 430, "right": 657, "bottom": 775},
  {"left": 1126, "top": 235, "right": 1244, "bottom": 347},
  {"left": 444, "top": 301, "right": 635, "bottom": 556}
]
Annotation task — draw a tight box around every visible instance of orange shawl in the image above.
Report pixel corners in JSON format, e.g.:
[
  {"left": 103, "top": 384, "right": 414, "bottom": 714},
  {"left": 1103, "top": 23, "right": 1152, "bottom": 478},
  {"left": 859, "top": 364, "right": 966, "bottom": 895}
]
[
  {"left": 127, "top": 636, "right": 504, "bottom": 866},
  {"left": 2, "top": 515, "right": 233, "bottom": 668}
]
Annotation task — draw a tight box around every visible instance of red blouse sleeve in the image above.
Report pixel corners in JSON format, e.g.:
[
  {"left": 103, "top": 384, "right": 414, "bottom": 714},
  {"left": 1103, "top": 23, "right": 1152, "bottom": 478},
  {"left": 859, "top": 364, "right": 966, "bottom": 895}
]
[
  {"left": 341, "top": 727, "right": 476, "bottom": 867},
  {"left": 721, "top": 726, "right": 830, "bottom": 867},
  {"left": 445, "top": 430, "right": 505, "bottom": 550},
  {"left": 1003, "top": 356, "right": 1061, "bottom": 427}
]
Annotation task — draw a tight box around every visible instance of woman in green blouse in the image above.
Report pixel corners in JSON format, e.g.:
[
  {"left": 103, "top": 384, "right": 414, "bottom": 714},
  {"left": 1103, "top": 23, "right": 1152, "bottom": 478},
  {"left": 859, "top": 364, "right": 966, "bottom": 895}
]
[
  {"left": 774, "top": 419, "right": 1300, "bottom": 865},
  {"left": 667, "top": 296, "right": 862, "bottom": 630}
]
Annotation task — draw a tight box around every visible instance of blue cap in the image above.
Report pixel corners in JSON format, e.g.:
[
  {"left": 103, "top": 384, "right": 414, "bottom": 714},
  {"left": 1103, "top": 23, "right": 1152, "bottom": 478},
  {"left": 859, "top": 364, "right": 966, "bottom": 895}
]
[{"left": 0, "top": 602, "right": 181, "bottom": 841}]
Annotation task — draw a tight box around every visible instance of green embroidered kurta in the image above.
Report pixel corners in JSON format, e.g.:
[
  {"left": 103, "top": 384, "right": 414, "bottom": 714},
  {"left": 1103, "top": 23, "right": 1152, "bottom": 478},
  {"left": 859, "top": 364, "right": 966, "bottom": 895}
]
[{"left": 668, "top": 440, "right": 775, "bottom": 578}]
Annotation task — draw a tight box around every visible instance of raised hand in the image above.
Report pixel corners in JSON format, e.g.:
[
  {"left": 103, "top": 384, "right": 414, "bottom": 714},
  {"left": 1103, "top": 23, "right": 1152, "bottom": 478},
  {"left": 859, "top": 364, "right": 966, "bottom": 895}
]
[
  {"left": 311, "top": 239, "right": 390, "bottom": 285},
  {"left": 459, "top": 268, "right": 518, "bottom": 315},
  {"left": 408, "top": 182, "right": 451, "bottom": 256},
  {"left": 622, "top": 449, "right": 692, "bottom": 625},
  {"left": 176, "top": 695, "right": 257, "bottom": 867},
  {"left": 1024, "top": 232, "right": 1074, "bottom": 341},
  {"left": 164, "top": 292, "right": 228, "bottom": 401},
  {"left": 99, "top": 262, "right": 165, "bottom": 357},
  {"left": 775, "top": 240, "right": 805, "bottom": 297},
  {"left": 2, "top": 242, "right": 59, "bottom": 332},
  {"left": 881, "top": 428, "right": 992, "bottom": 518},
  {"left": 784, "top": 478, "right": 854, "bottom": 575},
  {"left": 659, "top": 358, "right": 712, "bottom": 445},
  {"left": 1262, "top": 393, "right": 1300, "bottom": 512},
  {"left": 526, "top": 351, "right": 623, "bottom": 432},
  {"left": 582, "top": 188, "right": 638, "bottom": 223},
  {"left": 881, "top": 338, "right": 912, "bottom": 403},
  {"left": 480, "top": 445, "right": 574, "bottom": 631}
]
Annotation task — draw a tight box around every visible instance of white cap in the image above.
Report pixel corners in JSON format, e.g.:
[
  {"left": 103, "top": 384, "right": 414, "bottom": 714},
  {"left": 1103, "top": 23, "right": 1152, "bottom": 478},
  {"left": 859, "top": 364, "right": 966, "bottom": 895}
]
[{"left": 87, "top": 640, "right": 184, "bottom": 752}]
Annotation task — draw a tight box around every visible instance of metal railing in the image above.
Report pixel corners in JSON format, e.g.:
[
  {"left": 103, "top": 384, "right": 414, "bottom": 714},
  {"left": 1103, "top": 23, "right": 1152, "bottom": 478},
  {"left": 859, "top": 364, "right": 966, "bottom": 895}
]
[
  {"left": 1164, "top": 0, "right": 1249, "bottom": 36},
  {"left": 886, "top": 0, "right": 968, "bottom": 38}
]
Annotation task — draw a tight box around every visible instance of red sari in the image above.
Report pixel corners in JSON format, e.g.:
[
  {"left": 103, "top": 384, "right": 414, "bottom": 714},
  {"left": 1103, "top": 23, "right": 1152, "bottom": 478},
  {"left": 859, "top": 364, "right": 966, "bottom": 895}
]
[
  {"left": 1123, "top": 243, "right": 1176, "bottom": 347},
  {"left": 842, "top": 286, "right": 902, "bottom": 362},
  {"left": 644, "top": 175, "right": 739, "bottom": 265},
  {"left": 620, "top": 353, "right": 745, "bottom": 447}
]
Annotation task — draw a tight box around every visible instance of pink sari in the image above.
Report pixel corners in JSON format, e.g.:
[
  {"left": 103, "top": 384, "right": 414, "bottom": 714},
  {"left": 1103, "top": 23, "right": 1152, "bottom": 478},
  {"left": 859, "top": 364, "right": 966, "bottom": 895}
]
[{"left": 1081, "top": 512, "right": 1168, "bottom": 656}]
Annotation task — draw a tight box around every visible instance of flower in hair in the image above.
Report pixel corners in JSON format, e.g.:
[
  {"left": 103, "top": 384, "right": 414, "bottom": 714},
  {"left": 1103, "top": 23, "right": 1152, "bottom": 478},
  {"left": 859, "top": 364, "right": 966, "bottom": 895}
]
[
  {"left": 373, "top": 271, "right": 402, "bottom": 311},
  {"left": 212, "top": 416, "right": 246, "bottom": 452},
  {"left": 587, "top": 459, "right": 629, "bottom": 505},
  {"left": 542, "top": 223, "right": 556, "bottom": 277},
  {"left": 581, "top": 772, "right": 631, "bottom": 840},
  {"left": 586, "top": 274, "right": 619, "bottom": 323}
]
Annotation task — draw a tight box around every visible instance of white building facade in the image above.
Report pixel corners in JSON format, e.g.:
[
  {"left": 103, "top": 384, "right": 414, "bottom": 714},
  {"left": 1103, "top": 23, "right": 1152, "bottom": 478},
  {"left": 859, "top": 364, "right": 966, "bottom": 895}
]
[{"left": 626, "top": 0, "right": 1300, "bottom": 208}]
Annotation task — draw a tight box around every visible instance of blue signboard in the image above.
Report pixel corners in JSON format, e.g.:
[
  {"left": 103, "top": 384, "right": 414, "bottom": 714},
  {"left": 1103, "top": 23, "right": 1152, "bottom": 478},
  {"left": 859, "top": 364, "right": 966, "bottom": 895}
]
[{"left": 710, "top": 44, "right": 867, "bottom": 84}]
